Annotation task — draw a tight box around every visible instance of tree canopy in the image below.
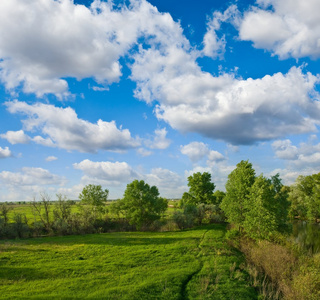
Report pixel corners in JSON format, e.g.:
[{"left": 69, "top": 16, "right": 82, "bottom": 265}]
[
  {"left": 79, "top": 184, "right": 109, "bottom": 213},
  {"left": 220, "top": 160, "right": 290, "bottom": 239},
  {"left": 112, "top": 180, "right": 168, "bottom": 229},
  {"left": 181, "top": 172, "right": 215, "bottom": 206},
  {"left": 289, "top": 173, "right": 320, "bottom": 222},
  {"left": 220, "top": 160, "right": 256, "bottom": 232}
]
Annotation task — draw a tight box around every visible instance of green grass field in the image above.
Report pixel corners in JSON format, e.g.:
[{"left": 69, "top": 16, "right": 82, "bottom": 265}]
[
  {"left": 5, "top": 202, "right": 178, "bottom": 223},
  {"left": 0, "top": 224, "right": 257, "bottom": 299}
]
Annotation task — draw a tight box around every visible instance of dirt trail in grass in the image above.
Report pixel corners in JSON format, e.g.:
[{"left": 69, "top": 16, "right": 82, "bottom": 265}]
[{"left": 181, "top": 229, "right": 210, "bottom": 299}]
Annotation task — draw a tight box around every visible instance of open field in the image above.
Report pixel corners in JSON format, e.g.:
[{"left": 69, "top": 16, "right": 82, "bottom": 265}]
[
  {"left": 0, "top": 224, "right": 257, "bottom": 299},
  {"left": 3, "top": 201, "right": 178, "bottom": 224}
]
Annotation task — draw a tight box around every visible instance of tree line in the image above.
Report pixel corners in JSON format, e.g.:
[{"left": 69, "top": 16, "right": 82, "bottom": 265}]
[{"left": 0, "top": 160, "right": 319, "bottom": 240}]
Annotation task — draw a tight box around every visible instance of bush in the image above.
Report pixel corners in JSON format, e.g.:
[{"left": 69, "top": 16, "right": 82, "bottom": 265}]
[
  {"left": 13, "top": 213, "right": 30, "bottom": 238},
  {"left": 292, "top": 253, "right": 320, "bottom": 300}
]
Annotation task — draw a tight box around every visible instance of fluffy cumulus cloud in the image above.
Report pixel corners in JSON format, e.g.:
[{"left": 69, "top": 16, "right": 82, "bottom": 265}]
[
  {"left": 271, "top": 138, "right": 320, "bottom": 184},
  {"left": 0, "top": 167, "right": 66, "bottom": 186},
  {"left": 73, "top": 159, "right": 138, "bottom": 184},
  {"left": 207, "top": 150, "right": 226, "bottom": 166},
  {"left": 127, "top": 0, "right": 320, "bottom": 145},
  {"left": 180, "top": 141, "right": 225, "bottom": 167},
  {"left": 239, "top": 0, "right": 320, "bottom": 59},
  {"left": 132, "top": 44, "right": 320, "bottom": 144},
  {"left": 0, "top": 167, "right": 67, "bottom": 202},
  {"left": 0, "top": 130, "right": 30, "bottom": 144},
  {"left": 144, "top": 128, "right": 171, "bottom": 150},
  {"left": 137, "top": 148, "right": 153, "bottom": 157},
  {"left": 2, "top": 0, "right": 318, "bottom": 147},
  {"left": 272, "top": 139, "right": 299, "bottom": 160},
  {"left": 0, "top": 0, "right": 186, "bottom": 98},
  {"left": 4, "top": 100, "right": 139, "bottom": 152},
  {"left": 145, "top": 168, "right": 187, "bottom": 198},
  {"left": 180, "top": 142, "right": 210, "bottom": 162},
  {"left": 202, "top": 5, "right": 240, "bottom": 59},
  {"left": 46, "top": 156, "right": 58, "bottom": 162},
  {"left": 0, "top": 147, "right": 12, "bottom": 158}
]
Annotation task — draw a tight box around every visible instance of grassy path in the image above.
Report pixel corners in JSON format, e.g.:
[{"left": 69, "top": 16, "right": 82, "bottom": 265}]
[{"left": 0, "top": 224, "right": 257, "bottom": 299}]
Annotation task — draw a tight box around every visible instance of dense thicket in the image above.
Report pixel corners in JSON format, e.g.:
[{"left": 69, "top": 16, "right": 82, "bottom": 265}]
[
  {"left": 221, "top": 160, "right": 290, "bottom": 240},
  {"left": 288, "top": 173, "right": 320, "bottom": 222}
]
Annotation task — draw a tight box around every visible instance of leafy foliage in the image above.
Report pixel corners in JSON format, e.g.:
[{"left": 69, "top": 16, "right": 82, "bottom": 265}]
[
  {"left": 221, "top": 160, "right": 290, "bottom": 239},
  {"left": 243, "top": 175, "right": 278, "bottom": 240},
  {"left": 181, "top": 172, "right": 215, "bottom": 206},
  {"left": 220, "top": 160, "right": 256, "bottom": 231},
  {"left": 289, "top": 173, "right": 320, "bottom": 221},
  {"left": 79, "top": 184, "right": 109, "bottom": 214},
  {"left": 112, "top": 180, "right": 168, "bottom": 229}
]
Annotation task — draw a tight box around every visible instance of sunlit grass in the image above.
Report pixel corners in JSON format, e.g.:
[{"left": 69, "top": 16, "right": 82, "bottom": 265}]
[{"left": 0, "top": 224, "right": 257, "bottom": 299}]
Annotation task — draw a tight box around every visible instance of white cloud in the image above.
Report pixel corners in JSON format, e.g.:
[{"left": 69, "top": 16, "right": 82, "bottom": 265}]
[
  {"left": 46, "top": 156, "right": 58, "bottom": 162},
  {"left": 137, "top": 148, "right": 153, "bottom": 157},
  {"left": 271, "top": 138, "right": 320, "bottom": 184},
  {"left": 273, "top": 139, "right": 320, "bottom": 166},
  {"left": 91, "top": 86, "right": 109, "bottom": 92},
  {"left": 0, "top": 147, "right": 12, "bottom": 158},
  {"left": 207, "top": 150, "right": 226, "bottom": 166},
  {"left": 203, "top": 5, "right": 240, "bottom": 59},
  {"left": 33, "top": 136, "right": 56, "bottom": 147},
  {"left": 5, "top": 100, "right": 139, "bottom": 153},
  {"left": 180, "top": 142, "right": 210, "bottom": 162},
  {"left": 272, "top": 139, "right": 299, "bottom": 160},
  {"left": 145, "top": 168, "right": 187, "bottom": 198},
  {"left": 239, "top": 0, "right": 320, "bottom": 59},
  {"left": 0, "top": 130, "right": 30, "bottom": 144},
  {"left": 0, "top": 167, "right": 66, "bottom": 186},
  {"left": 132, "top": 46, "right": 320, "bottom": 144},
  {"left": 145, "top": 128, "right": 171, "bottom": 150},
  {"left": 180, "top": 141, "right": 225, "bottom": 167},
  {"left": 0, "top": 0, "right": 188, "bottom": 98},
  {"left": 73, "top": 159, "right": 138, "bottom": 184}
]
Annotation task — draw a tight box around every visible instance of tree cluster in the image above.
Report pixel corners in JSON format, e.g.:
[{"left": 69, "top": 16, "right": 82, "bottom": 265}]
[
  {"left": 111, "top": 180, "right": 167, "bottom": 230},
  {"left": 288, "top": 173, "right": 320, "bottom": 222},
  {"left": 1, "top": 161, "right": 319, "bottom": 241},
  {"left": 220, "top": 160, "right": 290, "bottom": 240}
]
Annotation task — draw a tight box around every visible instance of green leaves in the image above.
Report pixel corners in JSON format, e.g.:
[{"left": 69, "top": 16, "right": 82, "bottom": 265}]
[
  {"left": 289, "top": 173, "right": 320, "bottom": 222},
  {"left": 221, "top": 160, "right": 290, "bottom": 240},
  {"left": 79, "top": 184, "right": 109, "bottom": 213},
  {"left": 115, "top": 180, "right": 168, "bottom": 229},
  {"left": 221, "top": 160, "right": 256, "bottom": 231},
  {"left": 182, "top": 172, "right": 215, "bottom": 206}
]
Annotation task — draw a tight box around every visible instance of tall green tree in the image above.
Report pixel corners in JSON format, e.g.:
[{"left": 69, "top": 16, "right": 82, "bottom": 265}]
[
  {"left": 270, "top": 174, "right": 290, "bottom": 231},
  {"left": 181, "top": 172, "right": 215, "bottom": 206},
  {"left": 79, "top": 184, "right": 109, "bottom": 214},
  {"left": 114, "top": 180, "right": 167, "bottom": 229},
  {"left": 308, "top": 174, "right": 320, "bottom": 222},
  {"left": 243, "top": 175, "right": 277, "bottom": 240},
  {"left": 288, "top": 173, "right": 320, "bottom": 221},
  {"left": 0, "top": 203, "right": 12, "bottom": 226},
  {"left": 213, "top": 190, "right": 226, "bottom": 206},
  {"left": 221, "top": 160, "right": 256, "bottom": 232}
]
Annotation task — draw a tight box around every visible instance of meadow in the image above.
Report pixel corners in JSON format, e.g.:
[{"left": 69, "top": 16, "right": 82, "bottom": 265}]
[{"left": 0, "top": 224, "right": 258, "bottom": 299}]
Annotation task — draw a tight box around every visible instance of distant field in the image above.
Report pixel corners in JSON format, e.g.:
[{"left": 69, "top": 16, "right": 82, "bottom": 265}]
[
  {"left": 5, "top": 203, "right": 81, "bottom": 223},
  {"left": 0, "top": 224, "right": 257, "bottom": 299},
  {"left": 4, "top": 201, "right": 179, "bottom": 223}
]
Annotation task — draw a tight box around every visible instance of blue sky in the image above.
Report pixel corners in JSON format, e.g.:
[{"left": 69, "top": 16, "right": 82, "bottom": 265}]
[{"left": 1, "top": 0, "right": 320, "bottom": 201}]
